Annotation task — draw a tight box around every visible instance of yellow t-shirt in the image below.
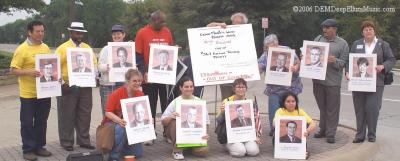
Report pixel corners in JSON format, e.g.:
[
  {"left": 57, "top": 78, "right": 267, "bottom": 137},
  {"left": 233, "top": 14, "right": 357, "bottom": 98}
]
[
  {"left": 10, "top": 41, "right": 51, "bottom": 98},
  {"left": 55, "top": 39, "right": 97, "bottom": 83},
  {"left": 273, "top": 108, "right": 313, "bottom": 124}
]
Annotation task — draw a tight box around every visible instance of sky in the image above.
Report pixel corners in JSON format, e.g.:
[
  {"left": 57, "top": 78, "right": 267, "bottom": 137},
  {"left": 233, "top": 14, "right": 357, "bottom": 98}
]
[{"left": 0, "top": 0, "right": 51, "bottom": 26}]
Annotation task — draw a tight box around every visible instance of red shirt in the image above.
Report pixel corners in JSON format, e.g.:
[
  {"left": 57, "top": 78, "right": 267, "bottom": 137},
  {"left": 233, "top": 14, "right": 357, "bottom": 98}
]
[
  {"left": 135, "top": 24, "right": 173, "bottom": 68},
  {"left": 103, "top": 86, "right": 144, "bottom": 123}
]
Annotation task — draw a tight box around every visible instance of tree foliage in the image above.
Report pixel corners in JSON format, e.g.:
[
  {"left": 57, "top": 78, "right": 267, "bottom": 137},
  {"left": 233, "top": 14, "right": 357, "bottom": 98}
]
[{"left": 0, "top": 0, "right": 46, "bottom": 13}]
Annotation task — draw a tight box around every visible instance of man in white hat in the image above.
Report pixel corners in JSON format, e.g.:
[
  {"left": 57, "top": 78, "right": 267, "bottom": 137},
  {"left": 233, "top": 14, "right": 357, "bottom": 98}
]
[{"left": 55, "top": 21, "right": 97, "bottom": 151}]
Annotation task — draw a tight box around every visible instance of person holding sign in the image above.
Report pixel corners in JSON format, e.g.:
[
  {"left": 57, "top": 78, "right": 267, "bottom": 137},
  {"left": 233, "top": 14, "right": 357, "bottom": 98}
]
[
  {"left": 135, "top": 11, "right": 173, "bottom": 145},
  {"left": 10, "top": 20, "right": 53, "bottom": 161},
  {"left": 206, "top": 12, "right": 249, "bottom": 101},
  {"left": 161, "top": 76, "right": 209, "bottom": 160},
  {"left": 258, "top": 34, "right": 302, "bottom": 136},
  {"left": 311, "top": 19, "right": 349, "bottom": 144},
  {"left": 56, "top": 22, "right": 97, "bottom": 151},
  {"left": 345, "top": 21, "right": 396, "bottom": 143},
  {"left": 102, "top": 69, "right": 144, "bottom": 161},
  {"left": 273, "top": 92, "right": 316, "bottom": 159},
  {"left": 98, "top": 24, "right": 126, "bottom": 116},
  {"left": 216, "top": 78, "right": 261, "bottom": 157}
]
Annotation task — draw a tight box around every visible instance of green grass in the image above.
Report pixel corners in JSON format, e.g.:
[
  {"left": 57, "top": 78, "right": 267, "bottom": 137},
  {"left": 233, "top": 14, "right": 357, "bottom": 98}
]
[{"left": 0, "top": 50, "right": 12, "bottom": 69}]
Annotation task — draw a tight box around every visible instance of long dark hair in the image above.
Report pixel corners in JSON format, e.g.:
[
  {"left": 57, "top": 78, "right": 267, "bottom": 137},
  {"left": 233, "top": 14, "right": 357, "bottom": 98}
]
[{"left": 279, "top": 92, "right": 299, "bottom": 111}]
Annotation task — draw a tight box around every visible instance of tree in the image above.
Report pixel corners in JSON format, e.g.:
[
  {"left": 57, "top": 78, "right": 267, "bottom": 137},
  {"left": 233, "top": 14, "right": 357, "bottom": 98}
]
[{"left": 0, "top": 0, "right": 46, "bottom": 13}]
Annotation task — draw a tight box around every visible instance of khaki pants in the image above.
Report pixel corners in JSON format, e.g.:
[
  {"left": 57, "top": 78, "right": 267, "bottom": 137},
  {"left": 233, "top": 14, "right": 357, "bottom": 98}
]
[{"left": 165, "top": 120, "right": 209, "bottom": 157}]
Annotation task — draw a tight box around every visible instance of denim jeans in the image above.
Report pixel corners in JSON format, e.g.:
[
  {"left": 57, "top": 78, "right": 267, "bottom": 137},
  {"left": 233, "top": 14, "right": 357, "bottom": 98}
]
[
  {"left": 20, "top": 97, "right": 51, "bottom": 153},
  {"left": 109, "top": 123, "right": 143, "bottom": 160},
  {"left": 268, "top": 94, "right": 281, "bottom": 129}
]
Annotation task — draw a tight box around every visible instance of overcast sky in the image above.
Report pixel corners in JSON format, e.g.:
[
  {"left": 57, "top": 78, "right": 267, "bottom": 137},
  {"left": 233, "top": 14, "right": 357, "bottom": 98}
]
[{"left": 0, "top": 0, "right": 51, "bottom": 26}]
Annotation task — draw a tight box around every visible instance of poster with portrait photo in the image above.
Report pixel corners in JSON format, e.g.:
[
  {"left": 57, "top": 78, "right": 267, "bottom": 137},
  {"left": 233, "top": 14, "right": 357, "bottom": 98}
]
[
  {"left": 265, "top": 47, "right": 295, "bottom": 86},
  {"left": 348, "top": 54, "right": 377, "bottom": 92},
  {"left": 299, "top": 40, "right": 329, "bottom": 80},
  {"left": 147, "top": 44, "right": 178, "bottom": 85},
  {"left": 176, "top": 100, "right": 207, "bottom": 145},
  {"left": 225, "top": 100, "right": 256, "bottom": 143},
  {"left": 66, "top": 48, "right": 96, "bottom": 87},
  {"left": 274, "top": 116, "right": 307, "bottom": 159},
  {"left": 35, "top": 54, "right": 61, "bottom": 98},
  {"left": 108, "top": 42, "right": 136, "bottom": 82},
  {"left": 121, "top": 96, "right": 156, "bottom": 145}
]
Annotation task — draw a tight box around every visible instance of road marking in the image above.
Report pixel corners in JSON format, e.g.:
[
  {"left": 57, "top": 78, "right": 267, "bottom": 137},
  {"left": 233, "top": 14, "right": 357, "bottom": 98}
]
[{"left": 341, "top": 92, "right": 400, "bottom": 102}]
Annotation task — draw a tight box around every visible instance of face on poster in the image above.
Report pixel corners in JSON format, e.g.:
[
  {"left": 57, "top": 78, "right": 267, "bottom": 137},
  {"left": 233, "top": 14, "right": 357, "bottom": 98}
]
[
  {"left": 180, "top": 105, "right": 203, "bottom": 128},
  {"left": 151, "top": 49, "right": 174, "bottom": 71},
  {"left": 71, "top": 51, "right": 92, "bottom": 73},
  {"left": 39, "top": 58, "right": 58, "bottom": 82},
  {"left": 352, "top": 57, "right": 374, "bottom": 78},
  {"left": 229, "top": 103, "right": 253, "bottom": 128},
  {"left": 270, "top": 51, "right": 291, "bottom": 73},
  {"left": 279, "top": 120, "right": 303, "bottom": 143},
  {"left": 112, "top": 46, "right": 133, "bottom": 68},
  {"left": 126, "top": 101, "right": 151, "bottom": 128},
  {"left": 305, "top": 45, "right": 325, "bottom": 68}
]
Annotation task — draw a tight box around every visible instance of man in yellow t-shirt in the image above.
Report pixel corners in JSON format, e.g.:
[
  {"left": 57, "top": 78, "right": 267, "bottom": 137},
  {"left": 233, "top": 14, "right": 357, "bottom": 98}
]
[
  {"left": 55, "top": 22, "right": 97, "bottom": 151},
  {"left": 10, "top": 20, "right": 52, "bottom": 161}
]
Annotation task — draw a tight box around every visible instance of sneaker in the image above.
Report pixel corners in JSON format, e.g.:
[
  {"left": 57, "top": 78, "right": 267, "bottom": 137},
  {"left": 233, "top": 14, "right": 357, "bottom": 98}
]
[
  {"left": 35, "top": 148, "right": 52, "bottom": 157},
  {"left": 23, "top": 152, "right": 37, "bottom": 161},
  {"left": 172, "top": 152, "right": 184, "bottom": 160},
  {"left": 144, "top": 140, "right": 154, "bottom": 146}
]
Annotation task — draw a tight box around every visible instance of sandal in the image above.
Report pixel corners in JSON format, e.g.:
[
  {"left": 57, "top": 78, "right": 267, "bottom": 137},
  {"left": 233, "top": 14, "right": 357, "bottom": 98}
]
[{"left": 306, "top": 151, "right": 310, "bottom": 160}]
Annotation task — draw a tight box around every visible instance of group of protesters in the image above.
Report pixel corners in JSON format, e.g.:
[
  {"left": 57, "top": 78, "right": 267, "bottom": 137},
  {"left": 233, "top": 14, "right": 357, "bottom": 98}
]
[{"left": 10, "top": 9, "right": 395, "bottom": 161}]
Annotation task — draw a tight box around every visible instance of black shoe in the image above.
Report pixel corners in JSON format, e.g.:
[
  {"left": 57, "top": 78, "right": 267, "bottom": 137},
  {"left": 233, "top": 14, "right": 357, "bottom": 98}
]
[
  {"left": 352, "top": 138, "right": 365, "bottom": 143},
  {"left": 326, "top": 137, "right": 335, "bottom": 144},
  {"left": 368, "top": 138, "right": 376, "bottom": 142},
  {"left": 314, "top": 132, "right": 326, "bottom": 138},
  {"left": 63, "top": 146, "right": 74, "bottom": 151},
  {"left": 79, "top": 144, "right": 95, "bottom": 150},
  {"left": 269, "top": 130, "right": 274, "bottom": 136}
]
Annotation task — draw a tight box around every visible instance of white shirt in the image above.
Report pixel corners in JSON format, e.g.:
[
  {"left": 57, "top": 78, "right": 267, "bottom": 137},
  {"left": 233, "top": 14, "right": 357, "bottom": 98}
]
[
  {"left": 161, "top": 96, "right": 210, "bottom": 124},
  {"left": 364, "top": 37, "right": 378, "bottom": 55}
]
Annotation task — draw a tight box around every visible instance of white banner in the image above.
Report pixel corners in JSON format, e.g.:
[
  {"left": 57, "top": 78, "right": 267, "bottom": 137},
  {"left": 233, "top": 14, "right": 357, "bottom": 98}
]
[
  {"left": 348, "top": 54, "right": 377, "bottom": 92},
  {"left": 299, "top": 40, "right": 329, "bottom": 80},
  {"left": 108, "top": 42, "right": 136, "bottom": 82},
  {"left": 147, "top": 44, "right": 178, "bottom": 85},
  {"left": 187, "top": 24, "right": 260, "bottom": 86},
  {"left": 121, "top": 96, "right": 156, "bottom": 145},
  {"left": 225, "top": 100, "right": 256, "bottom": 143},
  {"left": 265, "top": 47, "right": 295, "bottom": 86},
  {"left": 66, "top": 48, "right": 96, "bottom": 87},
  {"left": 274, "top": 116, "right": 307, "bottom": 159},
  {"left": 176, "top": 100, "right": 207, "bottom": 145},
  {"left": 35, "top": 54, "right": 61, "bottom": 98}
]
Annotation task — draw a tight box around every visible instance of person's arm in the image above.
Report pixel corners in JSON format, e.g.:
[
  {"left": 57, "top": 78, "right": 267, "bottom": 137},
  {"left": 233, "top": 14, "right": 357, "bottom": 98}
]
[
  {"left": 10, "top": 68, "right": 41, "bottom": 77},
  {"left": 330, "top": 41, "right": 349, "bottom": 70},
  {"left": 258, "top": 53, "right": 267, "bottom": 74},
  {"left": 206, "top": 22, "right": 227, "bottom": 28},
  {"left": 380, "top": 41, "right": 396, "bottom": 73},
  {"left": 304, "top": 120, "right": 316, "bottom": 137},
  {"left": 98, "top": 46, "right": 109, "bottom": 73},
  {"left": 105, "top": 111, "right": 126, "bottom": 127},
  {"left": 161, "top": 102, "right": 179, "bottom": 126}
]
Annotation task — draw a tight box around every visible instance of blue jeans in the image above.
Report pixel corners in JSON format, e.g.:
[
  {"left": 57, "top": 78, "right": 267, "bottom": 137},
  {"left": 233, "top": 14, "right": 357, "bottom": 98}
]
[
  {"left": 109, "top": 123, "right": 143, "bottom": 160},
  {"left": 268, "top": 94, "right": 281, "bottom": 129},
  {"left": 20, "top": 97, "right": 51, "bottom": 153}
]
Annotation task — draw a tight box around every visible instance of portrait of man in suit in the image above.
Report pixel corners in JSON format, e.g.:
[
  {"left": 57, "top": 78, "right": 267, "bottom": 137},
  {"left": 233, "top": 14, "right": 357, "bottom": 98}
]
[
  {"left": 40, "top": 62, "right": 56, "bottom": 82},
  {"left": 280, "top": 121, "right": 302, "bottom": 143},
  {"left": 113, "top": 47, "right": 132, "bottom": 68},
  {"left": 307, "top": 46, "right": 324, "bottom": 67},
  {"left": 353, "top": 57, "right": 372, "bottom": 78},
  {"left": 129, "top": 102, "right": 150, "bottom": 128},
  {"left": 270, "top": 52, "right": 289, "bottom": 72},
  {"left": 72, "top": 53, "right": 91, "bottom": 73},
  {"left": 230, "top": 104, "right": 252, "bottom": 128},
  {"left": 152, "top": 50, "right": 172, "bottom": 71},
  {"left": 181, "top": 106, "right": 202, "bottom": 128}
]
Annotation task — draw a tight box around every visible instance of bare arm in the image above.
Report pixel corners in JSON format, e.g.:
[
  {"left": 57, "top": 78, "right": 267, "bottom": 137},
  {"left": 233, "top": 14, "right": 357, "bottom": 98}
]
[{"left": 10, "top": 67, "right": 41, "bottom": 77}]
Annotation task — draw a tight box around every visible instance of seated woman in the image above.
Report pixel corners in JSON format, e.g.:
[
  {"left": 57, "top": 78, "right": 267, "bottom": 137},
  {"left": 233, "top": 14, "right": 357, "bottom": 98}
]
[
  {"left": 216, "top": 78, "right": 261, "bottom": 157},
  {"left": 273, "top": 92, "right": 316, "bottom": 159},
  {"left": 102, "top": 69, "right": 144, "bottom": 161},
  {"left": 161, "top": 76, "right": 209, "bottom": 160}
]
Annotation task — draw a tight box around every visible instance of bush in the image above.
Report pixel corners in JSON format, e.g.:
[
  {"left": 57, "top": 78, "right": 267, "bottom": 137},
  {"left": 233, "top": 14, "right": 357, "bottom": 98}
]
[{"left": 0, "top": 51, "right": 12, "bottom": 69}]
